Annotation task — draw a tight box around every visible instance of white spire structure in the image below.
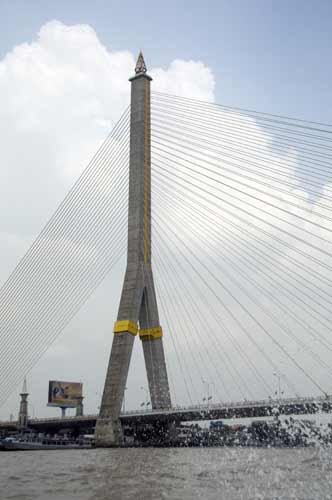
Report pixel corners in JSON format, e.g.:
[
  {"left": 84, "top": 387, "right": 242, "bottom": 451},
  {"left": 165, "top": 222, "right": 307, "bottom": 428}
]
[
  {"left": 21, "top": 377, "right": 28, "bottom": 395},
  {"left": 18, "top": 377, "right": 29, "bottom": 430}
]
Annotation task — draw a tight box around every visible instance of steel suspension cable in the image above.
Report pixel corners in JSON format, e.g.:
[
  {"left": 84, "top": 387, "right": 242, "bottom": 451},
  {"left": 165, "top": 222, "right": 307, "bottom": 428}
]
[
  {"left": 153, "top": 206, "right": 327, "bottom": 396},
  {"left": 154, "top": 274, "right": 194, "bottom": 405},
  {"left": 152, "top": 91, "right": 332, "bottom": 129},
  {"left": 153, "top": 183, "right": 332, "bottom": 370},
  {"left": 152, "top": 165, "right": 332, "bottom": 292},
  {"left": 152, "top": 142, "right": 332, "bottom": 239},
  {"left": 152, "top": 162, "right": 332, "bottom": 272},
  {"left": 153, "top": 242, "right": 222, "bottom": 401},
  {"left": 152, "top": 118, "right": 332, "bottom": 204},
  {"left": 153, "top": 224, "right": 255, "bottom": 400},
  {"left": 152, "top": 94, "right": 332, "bottom": 146},
  {"left": 0, "top": 111, "right": 132, "bottom": 404},
  {"left": 153, "top": 175, "right": 332, "bottom": 354},
  {"left": 0, "top": 149, "right": 130, "bottom": 363},
  {"left": 152, "top": 216, "right": 277, "bottom": 396},
  {"left": 154, "top": 238, "right": 234, "bottom": 401},
  {"left": 151, "top": 102, "right": 332, "bottom": 167},
  {"left": 0, "top": 108, "right": 130, "bottom": 301}
]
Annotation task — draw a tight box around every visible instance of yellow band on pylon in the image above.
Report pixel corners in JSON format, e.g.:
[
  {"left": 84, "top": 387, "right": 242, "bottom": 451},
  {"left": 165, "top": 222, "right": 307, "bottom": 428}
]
[
  {"left": 139, "top": 326, "right": 163, "bottom": 340},
  {"left": 113, "top": 320, "right": 138, "bottom": 335}
]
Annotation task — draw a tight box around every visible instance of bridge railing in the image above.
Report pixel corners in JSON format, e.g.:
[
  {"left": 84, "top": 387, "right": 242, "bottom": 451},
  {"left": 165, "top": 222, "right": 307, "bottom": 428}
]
[
  {"left": 0, "top": 414, "right": 99, "bottom": 426},
  {"left": 121, "top": 394, "right": 332, "bottom": 416}
]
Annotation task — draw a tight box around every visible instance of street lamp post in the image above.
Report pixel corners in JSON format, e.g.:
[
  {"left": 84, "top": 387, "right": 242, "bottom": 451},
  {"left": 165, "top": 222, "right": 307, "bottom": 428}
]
[
  {"left": 202, "top": 380, "right": 215, "bottom": 409},
  {"left": 273, "top": 372, "right": 284, "bottom": 401}
]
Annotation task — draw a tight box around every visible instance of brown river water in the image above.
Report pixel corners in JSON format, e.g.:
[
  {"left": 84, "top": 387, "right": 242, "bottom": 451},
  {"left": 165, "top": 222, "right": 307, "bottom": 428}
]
[{"left": 0, "top": 447, "right": 331, "bottom": 500}]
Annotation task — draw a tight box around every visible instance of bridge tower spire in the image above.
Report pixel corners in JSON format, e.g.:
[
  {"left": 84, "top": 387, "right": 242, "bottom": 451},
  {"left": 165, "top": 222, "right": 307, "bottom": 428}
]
[
  {"left": 95, "top": 52, "right": 171, "bottom": 447},
  {"left": 18, "top": 377, "right": 29, "bottom": 430}
]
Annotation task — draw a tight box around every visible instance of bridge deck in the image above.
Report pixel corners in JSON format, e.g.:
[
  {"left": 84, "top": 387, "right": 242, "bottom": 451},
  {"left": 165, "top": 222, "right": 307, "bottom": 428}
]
[{"left": 1, "top": 396, "right": 331, "bottom": 433}]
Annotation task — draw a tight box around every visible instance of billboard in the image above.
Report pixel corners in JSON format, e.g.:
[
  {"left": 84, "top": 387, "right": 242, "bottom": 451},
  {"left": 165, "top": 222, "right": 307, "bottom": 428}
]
[{"left": 48, "top": 380, "right": 82, "bottom": 408}]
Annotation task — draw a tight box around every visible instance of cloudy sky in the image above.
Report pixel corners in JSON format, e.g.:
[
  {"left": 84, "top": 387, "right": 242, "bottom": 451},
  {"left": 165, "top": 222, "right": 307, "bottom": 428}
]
[{"left": 0, "top": 0, "right": 332, "bottom": 420}]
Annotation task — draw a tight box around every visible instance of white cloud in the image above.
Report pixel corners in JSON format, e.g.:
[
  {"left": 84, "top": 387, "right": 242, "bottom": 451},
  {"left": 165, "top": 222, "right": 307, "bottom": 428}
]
[
  {"left": 151, "top": 59, "right": 215, "bottom": 100},
  {"left": 0, "top": 21, "right": 215, "bottom": 231}
]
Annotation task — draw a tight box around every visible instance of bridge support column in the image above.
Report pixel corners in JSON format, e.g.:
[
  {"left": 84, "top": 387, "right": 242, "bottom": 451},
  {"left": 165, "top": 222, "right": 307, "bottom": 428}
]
[{"left": 95, "top": 52, "right": 171, "bottom": 447}]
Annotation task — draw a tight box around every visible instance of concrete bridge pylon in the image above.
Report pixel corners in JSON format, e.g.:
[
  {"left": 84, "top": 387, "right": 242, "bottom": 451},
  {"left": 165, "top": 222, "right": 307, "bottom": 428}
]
[{"left": 95, "top": 52, "right": 171, "bottom": 447}]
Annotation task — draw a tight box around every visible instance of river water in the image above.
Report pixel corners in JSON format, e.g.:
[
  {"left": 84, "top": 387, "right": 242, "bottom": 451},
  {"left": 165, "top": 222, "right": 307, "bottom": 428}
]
[{"left": 0, "top": 447, "right": 331, "bottom": 500}]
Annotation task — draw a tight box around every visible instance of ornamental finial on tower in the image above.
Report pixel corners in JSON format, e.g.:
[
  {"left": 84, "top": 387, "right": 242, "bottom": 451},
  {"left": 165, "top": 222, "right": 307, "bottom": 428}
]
[
  {"left": 135, "top": 50, "right": 147, "bottom": 75},
  {"left": 21, "top": 376, "right": 28, "bottom": 395}
]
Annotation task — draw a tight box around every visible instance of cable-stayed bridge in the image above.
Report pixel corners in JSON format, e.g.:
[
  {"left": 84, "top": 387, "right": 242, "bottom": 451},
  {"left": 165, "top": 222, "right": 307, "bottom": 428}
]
[{"left": 1, "top": 53, "right": 332, "bottom": 446}]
